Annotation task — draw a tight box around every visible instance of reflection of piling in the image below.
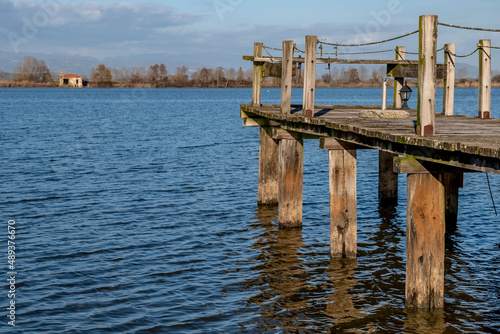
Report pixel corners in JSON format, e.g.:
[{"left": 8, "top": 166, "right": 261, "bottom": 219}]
[{"left": 241, "top": 14, "right": 497, "bottom": 310}]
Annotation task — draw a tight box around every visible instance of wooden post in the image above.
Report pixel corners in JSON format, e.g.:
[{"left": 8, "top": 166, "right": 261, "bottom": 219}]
[
  {"left": 379, "top": 151, "right": 398, "bottom": 205},
  {"left": 382, "top": 79, "right": 388, "bottom": 110},
  {"left": 279, "top": 137, "right": 303, "bottom": 227},
  {"left": 252, "top": 43, "right": 263, "bottom": 106},
  {"left": 443, "top": 44, "right": 456, "bottom": 116},
  {"left": 406, "top": 173, "right": 445, "bottom": 309},
  {"left": 303, "top": 35, "right": 317, "bottom": 116},
  {"left": 258, "top": 126, "right": 279, "bottom": 206},
  {"left": 444, "top": 172, "right": 461, "bottom": 233},
  {"left": 394, "top": 46, "right": 405, "bottom": 109},
  {"left": 417, "top": 15, "right": 438, "bottom": 137},
  {"left": 281, "top": 40, "right": 294, "bottom": 115},
  {"left": 329, "top": 149, "right": 357, "bottom": 258},
  {"left": 479, "top": 39, "right": 491, "bottom": 119}
]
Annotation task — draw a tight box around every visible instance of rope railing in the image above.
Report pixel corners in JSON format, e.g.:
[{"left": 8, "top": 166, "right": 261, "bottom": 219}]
[
  {"left": 263, "top": 36, "right": 494, "bottom": 61},
  {"left": 332, "top": 48, "right": 396, "bottom": 56},
  {"left": 447, "top": 48, "right": 480, "bottom": 58},
  {"left": 294, "top": 46, "right": 305, "bottom": 54},
  {"left": 403, "top": 46, "right": 446, "bottom": 55},
  {"left": 319, "top": 30, "right": 418, "bottom": 47},
  {"left": 438, "top": 22, "right": 500, "bottom": 32},
  {"left": 263, "top": 46, "right": 278, "bottom": 61},
  {"left": 263, "top": 46, "right": 282, "bottom": 52}
]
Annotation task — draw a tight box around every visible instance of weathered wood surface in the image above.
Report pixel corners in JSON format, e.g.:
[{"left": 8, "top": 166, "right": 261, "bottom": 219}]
[
  {"left": 444, "top": 172, "right": 461, "bottom": 232},
  {"left": 443, "top": 44, "right": 456, "bottom": 116},
  {"left": 329, "top": 149, "right": 357, "bottom": 258},
  {"left": 278, "top": 138, "right": 304, "bottom": 227},
  {"left": 417, "top": 15, "right": 438, "bottom": 137},
  {"left": 303, "top": 36, "right": 317, "bottom": 113},
  {"left": 243, "top": 56, "right": 418, "bottom": 65},
  {"left": 281, "top": 40, "right": 293, "bottom": 115},
  {"left": 241, "top": 104, "right": 500, "bottom": 174},
  {"left": 379, "top": 151, "right": 398, "bottom": 204},
  {"left": 406, "top": 173, "right": 445, "bottom": 309},
  {"left": 479, "top": 39, "right": 492, "bottom": 119},
  {"left": 393, "top": 46, "right": 405, "bottom": 109},
  {"left": 387, "top": 63, "right": 446, "bottom": 80},
  {"left": 394, "top": 157, "right": 472, "bottom": 174},
  {"left": 258, "top": 126, "right": 279, "bottom": 206},
  {"left": 252, "top": 43, "right": 263, "bottom": 106}
]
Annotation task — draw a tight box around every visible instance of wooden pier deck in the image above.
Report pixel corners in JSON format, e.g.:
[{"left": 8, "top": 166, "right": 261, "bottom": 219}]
[
  {"left": 241, "top": 104, "right": 500, "bottom": 174},
  {"left": 241, "top": 15, "right": 499, "bottom": 311}
]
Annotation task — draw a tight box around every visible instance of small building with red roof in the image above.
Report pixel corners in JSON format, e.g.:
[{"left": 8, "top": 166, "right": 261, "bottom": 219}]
[{"left": 59, "top": 72, "right": 83, "bottom": 88}]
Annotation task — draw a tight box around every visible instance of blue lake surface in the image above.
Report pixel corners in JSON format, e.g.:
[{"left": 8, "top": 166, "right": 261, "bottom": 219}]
[{"left": 1, "top": 87, "right": 499, "bottom": 333}]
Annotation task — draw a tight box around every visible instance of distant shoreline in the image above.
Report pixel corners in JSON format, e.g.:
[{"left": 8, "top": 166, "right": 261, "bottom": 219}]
[{"left": 0, "top": 80, "right": 497, "bottom": 89}]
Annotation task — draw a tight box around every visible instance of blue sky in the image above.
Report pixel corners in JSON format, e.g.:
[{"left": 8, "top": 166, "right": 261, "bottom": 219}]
[{"left": 1, "top": 0, "right": 500, "bottom": 72}]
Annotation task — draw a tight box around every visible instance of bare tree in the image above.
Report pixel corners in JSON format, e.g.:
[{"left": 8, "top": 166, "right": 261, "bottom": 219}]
[
  {"left": 321, "top": 73, "right": 332, "bottom": 84},
  {"left": 214, "top": 66, "right": 226, "bottom": 87},
  {"left": 13, "top": 56, "right": 52, "bottom": 82},
  {"left": 174, "top": 66, "right": 189, "bottom": 86},
  {"left": 236, "top": 67, "right": 245, "bottom": 84},
  {"left": 359, "top": 65, "right": 368, "bottom": 83},
  {"left": 91, "top": 64, "right": 112, "bottom": 87},
  {"left": 226, "top": 68, "right": 235, "bottom": 82},
  {"left": 147, "top": 64, "right": 169, "bottom": 86}
]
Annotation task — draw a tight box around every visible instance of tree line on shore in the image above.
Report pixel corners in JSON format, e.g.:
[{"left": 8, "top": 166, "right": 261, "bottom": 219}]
[{"left": 1, "top": 55, "right": 500, "bottom": 88}]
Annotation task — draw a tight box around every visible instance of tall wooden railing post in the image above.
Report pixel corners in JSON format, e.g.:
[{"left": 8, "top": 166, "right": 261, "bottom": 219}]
[
  {"left": 394, "top": 46, "right": 406, "bottom": 109},
  {"left": 281, "top": 40, "right": 294, "bottom": 115},
  {"left": 479, "top": 39, "right": 492, "bottom": 119},
  {"left": 252, "top": 43, "right": 264, "bottom": 106},
  {"left": 417, "top": 15, "right": 438, "bottom": 137},
  {"left": 303, "top": 35, "right": 317, "bottom": 116},
  {"left": 443, "top": 44, "right": 456, "bottom": 116}
]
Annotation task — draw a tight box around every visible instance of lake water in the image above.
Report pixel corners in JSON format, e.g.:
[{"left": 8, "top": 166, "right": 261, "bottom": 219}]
[{"left": 1, "top": 87, "right": 499, "bottom": 333}]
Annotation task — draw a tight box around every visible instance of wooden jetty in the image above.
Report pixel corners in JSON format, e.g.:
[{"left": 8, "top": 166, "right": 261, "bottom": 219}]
[{"left": 240, "top": 15, "right": 499, "bottom": 310}]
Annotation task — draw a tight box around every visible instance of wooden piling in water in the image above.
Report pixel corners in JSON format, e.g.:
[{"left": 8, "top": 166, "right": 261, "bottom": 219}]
[
  {"left": 479, "top": 39, "right": 491, "bottom": 119},
  {"left": 258, "top": 126, "right": 279, "bottom": 206},
  {"left": 278, "top": 132, "right": 303, "bottom": 227},
  {"left": 281, "top": 40, "right": 294, "bottom": 115},
  {"left": 394, "top": 46, "right": 405, "bottom": 109},
  {"left": 303, "top": 36, "right": 317, "bottom": 115},
  {"left": 443, "top": 44, "right": 456, "bottom": 116},
  {"left": 252, "top": 43, "right": 263, "bottom": 107},
  {"left": 406, "top": 172, "right": 445, "bottom": 309},
  {"left": 321, "top": 138, "right": 357, "bottom": 258},
  {"left": 379, "top": 151, "right": 398, "bottom": 205},
  {"left": 417, "top": 15, "right": 438, "bottom": 137},
  {"left": 395, "top": 157, "right": 446, "bottom": 309},
  {"left": 444, "top": 172, "right": 461, "bottom": 232}
]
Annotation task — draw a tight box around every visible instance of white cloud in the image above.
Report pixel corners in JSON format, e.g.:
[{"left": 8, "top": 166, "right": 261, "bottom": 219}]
[{"left": 0, "top": 0, "right": 203, "bottom": 54}]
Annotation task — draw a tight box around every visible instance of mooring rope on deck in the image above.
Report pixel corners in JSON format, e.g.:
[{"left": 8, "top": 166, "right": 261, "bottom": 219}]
[{"left": 438, "top": 22, "right": 500, "bottom": 32}]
